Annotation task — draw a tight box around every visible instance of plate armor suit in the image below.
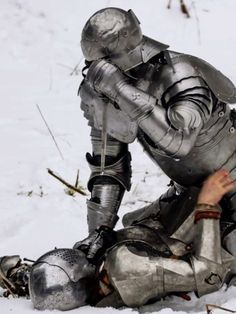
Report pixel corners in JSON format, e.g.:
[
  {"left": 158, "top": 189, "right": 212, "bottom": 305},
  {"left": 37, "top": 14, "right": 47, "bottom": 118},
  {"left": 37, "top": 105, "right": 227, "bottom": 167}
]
[{"left": 79, "top": 8, "right": 236, "bottom": 238}]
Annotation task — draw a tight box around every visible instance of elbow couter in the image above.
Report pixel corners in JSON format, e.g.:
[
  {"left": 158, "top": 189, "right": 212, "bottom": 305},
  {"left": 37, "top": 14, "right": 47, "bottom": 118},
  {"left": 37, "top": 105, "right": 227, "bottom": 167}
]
[{"left": 156, "top": 132, "right": 193, "bottom": 159}]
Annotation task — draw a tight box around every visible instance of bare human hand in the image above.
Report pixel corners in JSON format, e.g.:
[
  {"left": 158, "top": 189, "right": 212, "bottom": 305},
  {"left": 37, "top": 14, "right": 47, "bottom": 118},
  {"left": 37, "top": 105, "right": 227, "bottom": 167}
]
[{"left": 197, "top": 169, "right": 235, "bottom": 206}]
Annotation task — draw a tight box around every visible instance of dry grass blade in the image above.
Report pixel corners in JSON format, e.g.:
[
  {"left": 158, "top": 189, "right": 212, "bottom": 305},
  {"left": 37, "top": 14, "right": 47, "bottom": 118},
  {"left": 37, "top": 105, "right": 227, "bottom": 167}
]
[
  {"left": 36, "top": 104, "right": 64, "bottom": 160},
  {"left": 180, "top": 0, "right": 190, "bottom": 18},
  {"left": 167, "top": 0, "right": 190, "bottom": 18},
  {"left": 167, "top": 0, "right": 172, "bottom": 9}
]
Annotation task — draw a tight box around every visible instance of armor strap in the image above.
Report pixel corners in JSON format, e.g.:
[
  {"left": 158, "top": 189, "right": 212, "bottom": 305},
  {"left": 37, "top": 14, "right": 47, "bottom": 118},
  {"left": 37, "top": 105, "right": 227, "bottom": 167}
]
[
  {"left": 195, "top": 211, "right": 221, "bottom": 222},
  {"left": 194, "top": 204, "right": 221, "bottom": 224}
]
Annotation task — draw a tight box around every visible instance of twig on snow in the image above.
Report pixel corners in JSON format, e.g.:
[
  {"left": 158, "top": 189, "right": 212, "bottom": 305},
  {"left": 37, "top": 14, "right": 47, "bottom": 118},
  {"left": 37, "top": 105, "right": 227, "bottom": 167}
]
[
  {"left": 36, "top": 104, "right": 64, "bottom": 160},
  {"left": 47, "top": 168, "right": 87, "bottom": 196},
  {"left": 70, "top": 56, "right": 84, "bottom": 76},
  {"left": 57, "top": 63, "right": 74, "bottom": 71},
  {"left": 206, "top": 304, "right": 236, "bottom": 314},
  {"left": 191, "top": 1, "right": 201, "bottom": 45},
  {"left": 167, "top": 0, "right": 191, "bottom": 18},
  {"left": 180, "top": 0, "right": 190, "bottom": 18}
]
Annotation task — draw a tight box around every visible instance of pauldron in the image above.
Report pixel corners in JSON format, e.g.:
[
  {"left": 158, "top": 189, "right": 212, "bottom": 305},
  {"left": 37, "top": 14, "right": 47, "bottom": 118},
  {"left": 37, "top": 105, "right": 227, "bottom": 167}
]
[{"left": 162, "top": 51, "right": 236, "bottom": 104}]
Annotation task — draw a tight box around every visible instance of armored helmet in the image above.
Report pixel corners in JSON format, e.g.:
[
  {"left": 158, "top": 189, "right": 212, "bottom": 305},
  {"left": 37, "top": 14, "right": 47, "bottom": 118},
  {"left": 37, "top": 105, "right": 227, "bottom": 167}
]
[
  {"left": 29, "top": 248, "right": 96, "bottom": 311},
  {"left": 81, "top": 7, "right": 169, "bottom": 71}
]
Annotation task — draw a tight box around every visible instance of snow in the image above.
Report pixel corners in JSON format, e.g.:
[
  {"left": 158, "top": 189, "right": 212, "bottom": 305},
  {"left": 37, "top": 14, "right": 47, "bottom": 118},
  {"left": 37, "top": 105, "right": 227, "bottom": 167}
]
[{"left": 0, "top": 0, "right": 236, "bottom": 313}]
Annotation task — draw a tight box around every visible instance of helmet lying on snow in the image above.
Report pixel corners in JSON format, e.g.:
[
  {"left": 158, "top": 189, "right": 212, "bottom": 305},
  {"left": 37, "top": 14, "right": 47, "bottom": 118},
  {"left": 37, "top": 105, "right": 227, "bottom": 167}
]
[{"left": 29, "top": 248, "right": 96, "bottom": 311}]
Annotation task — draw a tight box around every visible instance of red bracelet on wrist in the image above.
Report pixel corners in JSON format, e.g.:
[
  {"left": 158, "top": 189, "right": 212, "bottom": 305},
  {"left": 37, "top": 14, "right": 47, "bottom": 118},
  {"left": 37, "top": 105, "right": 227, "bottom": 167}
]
[
  {"left": 194, "top": 210, "right": 221, "bottom": 223},
  {"left": 194, "top": 203, "right": 221, "bottom": 223}
]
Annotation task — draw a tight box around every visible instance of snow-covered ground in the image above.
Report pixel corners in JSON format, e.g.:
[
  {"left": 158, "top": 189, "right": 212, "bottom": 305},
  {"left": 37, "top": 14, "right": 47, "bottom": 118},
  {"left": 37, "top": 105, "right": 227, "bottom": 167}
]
[{"left": 0, "top": 0, "right": 236, "bottom": 313}]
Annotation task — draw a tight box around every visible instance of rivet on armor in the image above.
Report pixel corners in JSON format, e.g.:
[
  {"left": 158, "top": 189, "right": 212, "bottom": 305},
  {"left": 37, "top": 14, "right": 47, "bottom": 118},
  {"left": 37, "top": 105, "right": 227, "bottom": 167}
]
[
  {"left": 229, "top": 127, "right": 235, "bottom": 133},
  {"left": 132, "top": 93, "right": 140, "bottom": 101},
  {"left": 185, "top": 244, "right": 192, "bottom": 251},
  {"left": 218, "top": 111, "right": 224, "bottom": 117}
]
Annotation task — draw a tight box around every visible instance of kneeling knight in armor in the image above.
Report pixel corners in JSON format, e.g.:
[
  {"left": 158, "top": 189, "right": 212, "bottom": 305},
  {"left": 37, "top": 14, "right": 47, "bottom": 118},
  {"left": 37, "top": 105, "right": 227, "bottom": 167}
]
[{"left": 77, "top": 7, "right": 236, "bottom": 258}]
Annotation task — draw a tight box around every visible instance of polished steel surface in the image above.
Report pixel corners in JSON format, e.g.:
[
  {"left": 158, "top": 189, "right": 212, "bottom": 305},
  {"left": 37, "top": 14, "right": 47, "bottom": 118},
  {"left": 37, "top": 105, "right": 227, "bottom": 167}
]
[
  {"left": 80, "top": 7, "right": 236, "bottom": 239},
  {"left": 80, "top": 81, "right": 138, "bottom": 143},
  {"left": 105, "top": 216, "right": 234, "bottom": 305},
  {"left": 81, "top": 8, "right": 168, "bottom": 71},
  {"left": 87, "top": 152, "right": 131, "bottom": 191},
  {"left": 87, "top": 184, "right": 122, "bottom": 232},
  {"left": 29, "top": 249, "right": 95, "bottom": 311}
]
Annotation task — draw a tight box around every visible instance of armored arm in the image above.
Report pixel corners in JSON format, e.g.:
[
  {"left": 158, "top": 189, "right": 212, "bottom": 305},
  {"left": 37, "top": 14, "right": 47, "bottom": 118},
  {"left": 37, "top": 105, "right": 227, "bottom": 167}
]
[
  {"left": 87, "top": 59, "right": 213, "bottom": 158},
  {"left": 80, "top": 80, "right": 131, "bottom": 233},
  {"left": 190, "top": 204, "right": 228, "bottom": 296}
]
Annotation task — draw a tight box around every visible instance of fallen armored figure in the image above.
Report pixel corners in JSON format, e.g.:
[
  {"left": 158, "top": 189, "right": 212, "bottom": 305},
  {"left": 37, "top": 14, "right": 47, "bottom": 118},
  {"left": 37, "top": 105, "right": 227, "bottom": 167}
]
[{"left": 1, "top": 170, "right": 236, "bottom": 310}]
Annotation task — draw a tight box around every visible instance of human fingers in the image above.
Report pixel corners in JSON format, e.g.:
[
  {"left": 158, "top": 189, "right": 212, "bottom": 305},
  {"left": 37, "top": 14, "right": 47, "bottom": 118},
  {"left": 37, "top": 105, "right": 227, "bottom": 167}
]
[
  {"left": 209, "top": 170, "right": 233, "bottom": 190},
  {"left": 198, "top": 170, "right": 235, "bottom": 205},
  {"left": 212, "top": 169, "right": 230, "bottom": 182},
  {"left": 217, "top": 170, "right": 234, "bottom": 189},
  {"left": 203, "top": 169, "right": 228, "bottom": 186},
  {"left": 218, "top": 170, "right": 231, "bottom": 182},
  {"left": 213, "top": 175, "right": 234, "bottom": 196},
  {"left": 221, "top": 180, "right": 235, "bottom": 193},
  {"left": 221, "top": 175, "right": 234, "bottom": 186}
]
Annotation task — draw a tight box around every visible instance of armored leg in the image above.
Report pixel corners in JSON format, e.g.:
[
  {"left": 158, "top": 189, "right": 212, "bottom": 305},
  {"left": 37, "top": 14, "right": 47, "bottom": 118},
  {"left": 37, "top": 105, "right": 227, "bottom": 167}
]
[
  {"left": 122, "top": 185, "right": 199, "bottom": 238},
  {"left": 122, "top": 198, "right": 160, "bottom": 227},
  {"left": 122, "top": 185, "right": 179, "bottom": 228},
  {"left": 105, "top": 243, "right": 196, "bottom": 307}
]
